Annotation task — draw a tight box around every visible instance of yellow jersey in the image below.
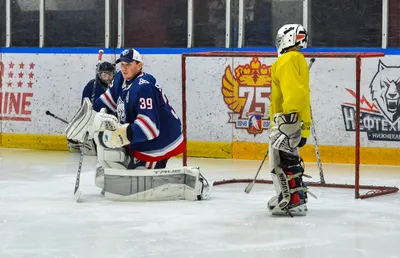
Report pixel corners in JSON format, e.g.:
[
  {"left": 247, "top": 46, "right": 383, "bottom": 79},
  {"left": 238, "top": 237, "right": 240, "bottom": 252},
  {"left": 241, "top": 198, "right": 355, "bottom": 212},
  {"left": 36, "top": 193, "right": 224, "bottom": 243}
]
[{"left": 270, "top": 51, "right": 311, "bottom": 138}]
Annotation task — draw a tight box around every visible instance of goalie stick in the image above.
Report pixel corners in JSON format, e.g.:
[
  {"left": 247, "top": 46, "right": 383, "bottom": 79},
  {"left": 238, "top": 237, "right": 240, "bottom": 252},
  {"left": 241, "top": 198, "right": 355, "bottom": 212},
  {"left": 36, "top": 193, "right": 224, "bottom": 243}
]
[
  {"left": 91, "top": 50, "right": 104, "bottom": 103},
  {"left": 244, "top": 57, "right": 321, "bottom": 194},
  {"left": 308, "top": 58, "right": 325, "bottom": 184},
  {"left": 74, "top": 132, "right": 88, "bottom": 202},
  {"left": 74, "top": 49, "right": 104, "bottom": 202},
  {"left": 244, "top": 149, "right": 269, "bottom": 194},
  {"left": 45, "top": 110, "right": 68, "bottom": 124}
]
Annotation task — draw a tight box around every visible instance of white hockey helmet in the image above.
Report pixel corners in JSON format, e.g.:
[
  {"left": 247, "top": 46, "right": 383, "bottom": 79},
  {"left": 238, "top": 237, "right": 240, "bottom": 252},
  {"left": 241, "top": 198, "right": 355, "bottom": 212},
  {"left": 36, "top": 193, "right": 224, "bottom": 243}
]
[{"left": 275, "top": 24, "right": 308, "bottom": 56}]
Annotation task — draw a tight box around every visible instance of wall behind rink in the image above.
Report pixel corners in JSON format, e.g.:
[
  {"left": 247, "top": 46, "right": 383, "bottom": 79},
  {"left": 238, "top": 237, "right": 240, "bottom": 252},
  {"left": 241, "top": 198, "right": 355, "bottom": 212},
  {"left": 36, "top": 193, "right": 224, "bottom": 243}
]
[{"left": 1, "top": 49, "right": 400, "bottom": 165}]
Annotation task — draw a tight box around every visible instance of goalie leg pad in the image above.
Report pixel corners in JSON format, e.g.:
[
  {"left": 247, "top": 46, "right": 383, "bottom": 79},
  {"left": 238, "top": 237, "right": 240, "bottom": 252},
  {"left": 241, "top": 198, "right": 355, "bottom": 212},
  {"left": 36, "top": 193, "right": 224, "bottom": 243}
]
[
  {"left": 268, "top": 145, "right": 308, "bottom": 216},
  {"left": 102, "top": 167, "right": 212, "bottom": 201},
  {"left": 65, "top": 98, "right": 96, "bottom": 142},
  {"left": 94, "top": 142, "right": 131, "bottom": 188}
]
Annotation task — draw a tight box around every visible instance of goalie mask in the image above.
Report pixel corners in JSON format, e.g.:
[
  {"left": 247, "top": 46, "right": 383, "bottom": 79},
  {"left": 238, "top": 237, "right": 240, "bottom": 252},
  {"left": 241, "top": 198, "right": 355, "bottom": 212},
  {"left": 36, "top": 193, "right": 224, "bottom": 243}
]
[
  {"left": 275, "top": 24, "right": 308, "bottom": 56},
  {"left": 96, "top": 61, "right": 115, "bottom": 85}
]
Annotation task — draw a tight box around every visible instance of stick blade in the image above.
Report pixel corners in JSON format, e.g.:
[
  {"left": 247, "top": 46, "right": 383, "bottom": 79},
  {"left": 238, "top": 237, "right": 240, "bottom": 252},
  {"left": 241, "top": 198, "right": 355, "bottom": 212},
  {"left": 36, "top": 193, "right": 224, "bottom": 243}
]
[
  {"left": 74, "top": 189, "right": 82, "bottom": 202},
  {"left": 244, "top": 182, "right": 255, "bottom": 194}
]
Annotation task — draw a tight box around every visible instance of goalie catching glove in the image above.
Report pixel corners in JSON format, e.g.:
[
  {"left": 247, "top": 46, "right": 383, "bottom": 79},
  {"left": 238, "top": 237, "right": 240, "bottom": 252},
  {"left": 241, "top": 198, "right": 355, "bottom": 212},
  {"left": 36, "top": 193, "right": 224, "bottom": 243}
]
[
  {"left": 269, "top": 112, "right": 302, "bottom": 152},
  {"left": 65, "top": 98, "right": 96, "bottom": 143},
  {"left": 93, "top": 108, "right": 131, "bottom": 148}
]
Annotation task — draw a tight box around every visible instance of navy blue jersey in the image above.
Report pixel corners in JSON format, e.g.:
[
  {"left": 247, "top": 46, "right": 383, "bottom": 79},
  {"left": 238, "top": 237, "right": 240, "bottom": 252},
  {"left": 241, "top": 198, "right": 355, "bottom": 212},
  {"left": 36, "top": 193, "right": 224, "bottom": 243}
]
[
  {"left": 81, "top": 79, "right": 108, "bottom": 104},
  {"left": 93, "top": 71, "right": 185, "bottom": 162}
]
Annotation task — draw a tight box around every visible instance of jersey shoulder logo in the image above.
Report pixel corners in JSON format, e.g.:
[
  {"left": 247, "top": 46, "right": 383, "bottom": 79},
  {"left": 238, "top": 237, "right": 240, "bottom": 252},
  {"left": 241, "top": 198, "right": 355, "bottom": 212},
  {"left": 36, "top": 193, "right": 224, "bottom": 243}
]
[{"left": 139, "top": 78, "right": 150, "bottom": 85}]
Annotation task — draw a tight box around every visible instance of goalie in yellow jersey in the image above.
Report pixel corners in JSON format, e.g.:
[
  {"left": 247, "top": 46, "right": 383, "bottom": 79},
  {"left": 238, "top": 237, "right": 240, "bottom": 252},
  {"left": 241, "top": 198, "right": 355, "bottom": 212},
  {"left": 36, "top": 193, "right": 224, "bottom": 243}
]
[{"left": 267, "top": 24, "right": 311, "bottom": 216}]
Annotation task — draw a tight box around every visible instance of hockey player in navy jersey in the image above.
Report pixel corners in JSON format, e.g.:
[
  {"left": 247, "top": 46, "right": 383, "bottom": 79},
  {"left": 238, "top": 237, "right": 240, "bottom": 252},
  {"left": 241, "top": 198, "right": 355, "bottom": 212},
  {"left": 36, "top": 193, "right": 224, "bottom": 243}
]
[
  {"left": 92, "top": 48, "right": 185, "bottom": 175},
  {"left": 67, "top": 61, "right": 115, "bottom": 154},
  {"left": 81, "top": 61, "right": 115, "bottom": 103},
  {"left": 65, "top": 49, "right": 210, "bottom": 201}
]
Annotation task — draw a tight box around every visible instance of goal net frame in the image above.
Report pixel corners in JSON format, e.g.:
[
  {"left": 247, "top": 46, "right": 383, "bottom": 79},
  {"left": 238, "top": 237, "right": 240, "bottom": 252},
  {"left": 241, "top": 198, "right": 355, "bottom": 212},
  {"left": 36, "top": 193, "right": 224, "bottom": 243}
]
[{"left": 181, "top": 51, "right": 399, "bottom": 199}]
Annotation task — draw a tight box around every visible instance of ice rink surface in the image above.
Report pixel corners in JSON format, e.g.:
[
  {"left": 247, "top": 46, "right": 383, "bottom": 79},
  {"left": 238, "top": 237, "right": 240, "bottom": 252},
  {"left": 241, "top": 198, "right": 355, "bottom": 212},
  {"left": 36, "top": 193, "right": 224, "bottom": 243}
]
[{"left": 1, "top": 147, "right": 400, "bottom": 258}]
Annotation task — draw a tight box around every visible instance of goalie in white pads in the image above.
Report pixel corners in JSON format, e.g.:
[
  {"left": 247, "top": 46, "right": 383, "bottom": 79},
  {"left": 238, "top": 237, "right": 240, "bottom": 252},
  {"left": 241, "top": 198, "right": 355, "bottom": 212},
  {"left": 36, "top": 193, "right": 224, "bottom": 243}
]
[
  {"left": 267, "top": 24, "right": 311, "bottom": 216},
  {"left": 65, "top": 49, "right": 211, "bottom": 201}
]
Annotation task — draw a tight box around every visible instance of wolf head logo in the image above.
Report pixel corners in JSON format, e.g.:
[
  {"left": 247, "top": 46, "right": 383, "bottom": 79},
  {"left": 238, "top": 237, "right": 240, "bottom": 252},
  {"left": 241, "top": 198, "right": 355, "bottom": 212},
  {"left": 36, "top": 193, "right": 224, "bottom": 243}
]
[{"left": 369, "top": 60, "right": 400, "bottom": 123}]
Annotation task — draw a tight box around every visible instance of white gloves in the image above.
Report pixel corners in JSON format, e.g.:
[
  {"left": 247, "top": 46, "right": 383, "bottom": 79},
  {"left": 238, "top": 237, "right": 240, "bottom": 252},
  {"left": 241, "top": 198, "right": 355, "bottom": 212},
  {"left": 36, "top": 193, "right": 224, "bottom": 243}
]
[
  {"left": 269, "top": 113, "right": 302, "bottom": 152},
  {"left": 93, "top": 108, "right": 131, "bottom": 148},
  {"left": 65, "top": 98, "right": 96, "bottom": 142}
]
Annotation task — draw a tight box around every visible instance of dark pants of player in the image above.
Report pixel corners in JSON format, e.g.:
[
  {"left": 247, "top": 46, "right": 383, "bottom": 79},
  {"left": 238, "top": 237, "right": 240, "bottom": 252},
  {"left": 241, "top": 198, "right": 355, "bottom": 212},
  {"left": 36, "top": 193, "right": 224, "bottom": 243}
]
[
  {"left": 279, "top": 150, "right": 307, "bottom": 205},
  {"left": 123, "top": 147, "right": 169, "bottom": 169},
  {"left": 127, "top": 158, "right": 169, "bottom": 169}
]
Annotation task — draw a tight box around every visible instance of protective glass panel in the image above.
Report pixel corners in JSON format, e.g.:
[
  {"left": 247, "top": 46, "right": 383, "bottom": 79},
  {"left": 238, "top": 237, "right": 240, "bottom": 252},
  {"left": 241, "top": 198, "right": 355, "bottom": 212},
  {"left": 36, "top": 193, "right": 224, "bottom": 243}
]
[
  {"left": 11, "top": 0, "right": 39, "bottom": 47},
  {"left": 311, "top": 0, "right": 382, "bottom": 47},
  {"left": 244, "top": 0, "right": 302, "bottom": 47},
  {"left": 229, "top": 0, "right": 239, "bottom": 48},
  {"left": 193, "top": 0, "right": 226, "bottom": 47},
  {"left": 388, "top": 0, "right": 400, "bottom": 47},
  {"left": 124, "top": 0, "right": 187, "bottom": 48},
  {"left": 45, "top": 0, "right": 105, "bottom": 47}
]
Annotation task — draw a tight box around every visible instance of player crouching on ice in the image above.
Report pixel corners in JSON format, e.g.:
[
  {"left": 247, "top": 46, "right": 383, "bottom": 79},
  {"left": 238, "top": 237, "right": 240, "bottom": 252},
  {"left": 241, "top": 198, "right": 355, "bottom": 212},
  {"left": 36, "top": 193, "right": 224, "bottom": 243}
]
[
  {"left": 65, "top": 48, "right": 211, "bottom": 201},
  {"left": 267, "top": 24, "right": 312, "bottom": 216}
]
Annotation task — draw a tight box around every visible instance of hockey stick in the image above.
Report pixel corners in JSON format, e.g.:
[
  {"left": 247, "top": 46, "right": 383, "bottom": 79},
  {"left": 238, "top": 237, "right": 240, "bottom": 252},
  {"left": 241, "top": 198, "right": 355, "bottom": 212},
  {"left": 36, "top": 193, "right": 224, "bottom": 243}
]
[
  {"left": 244, "top": 149, "right": 269, "bottom": 194},
  {"left": 74, "top": 50, "right": 104, "bottom": 202},
  {"left": 308, "top": 58, "right": 325, "bottom": 184},
  {"left": 91, "top": 49, "right": 104, "bottom": 103},
  {"left": 45, "top": 110, "right": 68, "bottom": 124},
  {"left": 74, "top": 132, "right": 88, "bottom": 202}
]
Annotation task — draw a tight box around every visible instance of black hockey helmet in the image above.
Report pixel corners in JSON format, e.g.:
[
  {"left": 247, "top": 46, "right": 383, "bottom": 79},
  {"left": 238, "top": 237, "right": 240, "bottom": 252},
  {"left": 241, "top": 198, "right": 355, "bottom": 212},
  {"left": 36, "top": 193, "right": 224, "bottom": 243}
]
[{"left": 96, "top": 61, "right": 116, "bottom": 84}]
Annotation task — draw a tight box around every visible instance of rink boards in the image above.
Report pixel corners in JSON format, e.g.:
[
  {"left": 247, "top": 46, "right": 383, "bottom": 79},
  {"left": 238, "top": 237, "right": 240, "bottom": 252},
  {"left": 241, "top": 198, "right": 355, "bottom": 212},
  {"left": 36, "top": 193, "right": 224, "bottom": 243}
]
[{"left": 1, "top": 50, "right": 400, "bottom": 165}]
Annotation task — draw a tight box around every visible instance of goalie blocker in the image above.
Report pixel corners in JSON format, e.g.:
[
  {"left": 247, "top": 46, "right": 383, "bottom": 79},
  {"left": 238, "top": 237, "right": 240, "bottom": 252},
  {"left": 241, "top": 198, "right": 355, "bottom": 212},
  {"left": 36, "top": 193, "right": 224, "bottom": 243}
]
[{"left": 103, "top": 167, "right": 212, "bottom": 201}]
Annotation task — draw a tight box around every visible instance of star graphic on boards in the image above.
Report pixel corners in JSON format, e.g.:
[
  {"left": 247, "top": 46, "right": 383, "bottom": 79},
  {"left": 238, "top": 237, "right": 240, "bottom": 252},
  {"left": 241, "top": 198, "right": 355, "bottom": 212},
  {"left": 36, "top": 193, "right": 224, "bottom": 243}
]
[
  {"left": 9, "top": 62, "right": 14, "bottom": 69},
  {"left": 8, "top": 71, "right": 13, "bottom": 78},
  {"left": 19, "top": 62, "right": 25, "bottom": 69},
  {"left": 17, "top": 81, "right": 23, "bottom": 87},
  {"left": 29, "top": 72, "right": 34, "bottom": 79},
  {"left": 29, "top": 63, "right": 35, "bottom": 69},
  {"left": 18, "top": 72, "right": 24, "bottom": 78},
  {"left": 27, "top": 81, "right": 33, "bottom": 88}
]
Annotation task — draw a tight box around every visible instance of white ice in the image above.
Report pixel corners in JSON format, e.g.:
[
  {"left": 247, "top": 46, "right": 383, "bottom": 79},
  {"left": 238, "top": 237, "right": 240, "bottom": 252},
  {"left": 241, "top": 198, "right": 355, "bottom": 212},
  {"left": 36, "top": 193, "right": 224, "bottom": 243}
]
[{"left": 1, "top": 147, "right": 400, "bottom": 258}]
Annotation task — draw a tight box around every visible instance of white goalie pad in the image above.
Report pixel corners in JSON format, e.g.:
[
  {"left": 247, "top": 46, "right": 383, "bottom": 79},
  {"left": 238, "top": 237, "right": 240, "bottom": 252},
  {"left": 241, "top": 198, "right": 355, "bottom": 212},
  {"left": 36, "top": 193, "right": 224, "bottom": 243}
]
[
  {"left": 269, "top": 147, "right": 291, "bottom": 209},
  {"left": 94, "top": 145, "right": 129, "bottom": 189},
  {"left": 268, "top": 145, "right": 308, "bottom": 216},
  {"left": 103, "top": 167, "right": 212, "bottom": 201},
  {"left": 65, "top": 98, "right": 96, "bottom": 143}
]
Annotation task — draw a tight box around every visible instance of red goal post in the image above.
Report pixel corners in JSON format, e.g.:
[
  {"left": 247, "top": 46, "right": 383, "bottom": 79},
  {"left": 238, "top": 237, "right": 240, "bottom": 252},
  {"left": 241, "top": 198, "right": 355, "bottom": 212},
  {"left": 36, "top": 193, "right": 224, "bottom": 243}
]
[{"left": 181, "top": 51, "right": 399, "bottom": 199}]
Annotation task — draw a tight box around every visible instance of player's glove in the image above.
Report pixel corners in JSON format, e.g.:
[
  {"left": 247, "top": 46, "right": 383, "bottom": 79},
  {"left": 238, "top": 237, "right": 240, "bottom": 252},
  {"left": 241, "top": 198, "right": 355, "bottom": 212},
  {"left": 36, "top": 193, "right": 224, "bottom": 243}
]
[
  {"left": 269, "top": 112, "right": 302, "bottom": 152},
  {"left": 92, "top": 108, "right": 131, "bottom": 148},
  {"left": 65, "top": 98, "right": 96, "bottom": 142},
  {"left": 298, "top": 137, "right": 307, "bottom": 147}
]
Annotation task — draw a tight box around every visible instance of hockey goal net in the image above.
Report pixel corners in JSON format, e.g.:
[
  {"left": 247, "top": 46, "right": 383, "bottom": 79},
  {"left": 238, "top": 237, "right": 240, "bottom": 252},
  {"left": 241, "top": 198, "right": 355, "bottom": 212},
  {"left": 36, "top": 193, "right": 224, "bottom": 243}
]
[{"left": 181, "top": 51, "right": 399, "bottom": 199}]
